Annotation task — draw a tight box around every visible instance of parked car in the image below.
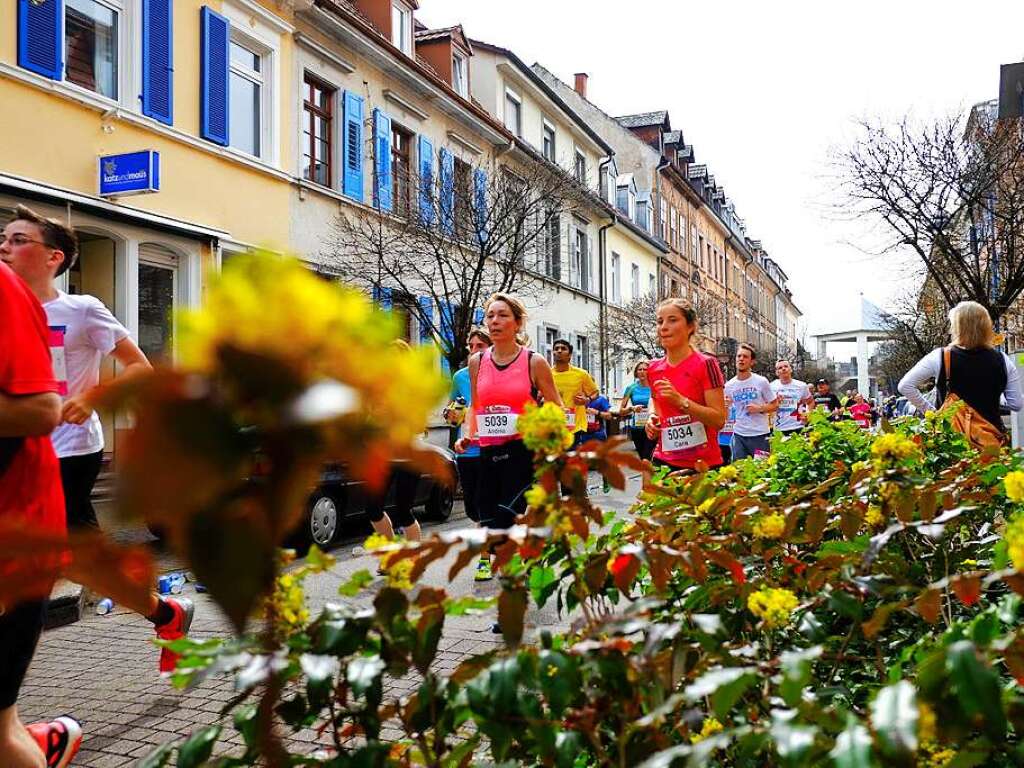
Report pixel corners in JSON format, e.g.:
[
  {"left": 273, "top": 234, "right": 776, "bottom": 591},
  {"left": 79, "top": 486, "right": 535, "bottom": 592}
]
[{"left": 295, "top": 446, "right": 456, "bottom": 550}]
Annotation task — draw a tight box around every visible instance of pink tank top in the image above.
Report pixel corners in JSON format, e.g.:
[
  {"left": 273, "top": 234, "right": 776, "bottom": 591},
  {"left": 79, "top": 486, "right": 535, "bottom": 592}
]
[{"left": 475, "top": 347, "right": 534, "bottom": 447}]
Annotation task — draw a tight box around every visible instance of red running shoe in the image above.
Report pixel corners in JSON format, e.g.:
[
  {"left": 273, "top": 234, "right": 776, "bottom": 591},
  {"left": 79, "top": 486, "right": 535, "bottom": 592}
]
[
  {"left": 27, "top": 716, "right": 82, "bottom": 768},
  {"left": 155, "top": 597, "right": 195, "bottom": 674}
]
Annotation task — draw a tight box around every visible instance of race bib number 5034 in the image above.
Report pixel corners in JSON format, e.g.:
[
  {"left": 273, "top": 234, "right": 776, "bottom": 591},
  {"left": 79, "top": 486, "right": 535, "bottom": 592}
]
[{"left": 661, "top": 416, "right": 708, "bottom": 452}]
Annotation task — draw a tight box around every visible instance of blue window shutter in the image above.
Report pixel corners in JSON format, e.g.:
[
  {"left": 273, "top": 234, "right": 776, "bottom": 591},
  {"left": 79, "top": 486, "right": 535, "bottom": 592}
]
[
  {"left": 373, "top": 109, "right": 392, "bottom": 212},
  {"left": 200, "top": 7, "right": 229, "bottom": 145},
  {"left": 372, "top": 286, "right": 392, "bottom": 310},
  {"left": 473, "top": 169, "right": 488, "bottom": 242},
  {"left": 438, "top": 148, "right": 455, "bottom": 235},
  {"left": 343, "top": 91, "right": 365, "bottom": 201},
  {"left": 418, "top": 296, "right": 434, "bottom": 343},
  {"left": 440, "top": 301, "right": 455, "bottom": 347},
  {"left": 142, "top": 0, "right": 174, "bottom": 124},
  {"left": 417, "top": 135, "right": 435, "bottom": 226},
  {"left": 473, "top": 307, "right": 484, "bottom": 325},
  {"left": 17, "top": 0, "right": 62, "bottom": 81}
]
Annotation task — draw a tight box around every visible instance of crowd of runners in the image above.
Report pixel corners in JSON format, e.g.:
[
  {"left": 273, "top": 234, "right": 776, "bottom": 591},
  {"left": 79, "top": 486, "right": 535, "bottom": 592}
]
[{"left": 2, "top": 203, "right": 1023, "bottom": 766}]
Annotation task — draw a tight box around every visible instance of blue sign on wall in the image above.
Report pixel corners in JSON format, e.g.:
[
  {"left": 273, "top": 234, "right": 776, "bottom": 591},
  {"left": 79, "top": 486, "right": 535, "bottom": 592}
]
[{"left": 97, "top": 150, "right": 160, "bottom": 197}]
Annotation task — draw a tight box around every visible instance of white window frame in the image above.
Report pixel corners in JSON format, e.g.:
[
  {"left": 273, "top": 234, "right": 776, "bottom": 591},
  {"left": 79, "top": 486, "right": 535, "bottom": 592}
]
[
  {"left": 631, "top": 263, "right": 640, "bottom": 300},
  {"left": 648, "top": 273, "right": 656, "bottom": 296},
  {"left": 610, "top": 252, "right": 621, "bottom": 305},
  {"left": 227, "top": 33, "right": 268, "bottom": 160},
  {"left": 62, "top": 0, "right": 127, "bottom": 105},
  {"left": 574, "top": 148, "right": 587, "bottom": 185},
  {"left": 452, "top": 51, "right": 468, "bottom": 97},
  {"left": 542, "top": 119, "right": 556, "bottom": 162},
  {"left": 543, "top": 326, "right": 560, "bottom": 364},
  {"left": 391, "top": 2, "right": 413, "bottom": 55},
  {"left": 503, "top": 88, "right": 522, "bottom": 136},
  {"left": 574, "top": 334, "right": 589, "bottom": 371}
]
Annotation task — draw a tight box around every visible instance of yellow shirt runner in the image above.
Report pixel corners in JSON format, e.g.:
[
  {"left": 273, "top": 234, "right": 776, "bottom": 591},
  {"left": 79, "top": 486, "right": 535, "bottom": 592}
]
[{"left": 552, "top": 366, "right": 598, "bottom": 434}]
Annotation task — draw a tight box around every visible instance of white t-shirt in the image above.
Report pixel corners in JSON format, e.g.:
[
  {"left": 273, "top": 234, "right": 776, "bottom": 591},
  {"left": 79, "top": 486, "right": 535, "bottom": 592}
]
[
  {"left": 44, "top": 291, "right": 129, "bottom": 458},
  {"left": 771, "top": 378, "right": 812, "bottom": 432},
  {"left": 724, "top": 373, "right": 776, "bottom": 437}
]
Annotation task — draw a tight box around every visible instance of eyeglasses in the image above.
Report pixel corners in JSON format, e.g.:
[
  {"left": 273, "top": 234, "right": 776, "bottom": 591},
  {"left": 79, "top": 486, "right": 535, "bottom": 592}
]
[{"left": 0, "top": 234, "right": 50, "bottom": 248}]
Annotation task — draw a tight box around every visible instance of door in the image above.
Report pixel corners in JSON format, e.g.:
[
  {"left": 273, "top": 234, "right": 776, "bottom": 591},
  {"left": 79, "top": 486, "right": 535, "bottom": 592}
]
[{"left": 138, "top": 245, "right": 178, "bottom": 363}]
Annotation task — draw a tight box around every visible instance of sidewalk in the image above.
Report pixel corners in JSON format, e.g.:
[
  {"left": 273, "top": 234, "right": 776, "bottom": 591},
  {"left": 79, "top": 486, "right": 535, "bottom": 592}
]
[{"left": 17, "top": 476, "right": 641, "bottom": 765}]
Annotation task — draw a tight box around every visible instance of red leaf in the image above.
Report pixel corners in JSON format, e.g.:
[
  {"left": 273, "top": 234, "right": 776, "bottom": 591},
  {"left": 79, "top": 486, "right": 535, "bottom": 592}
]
[
  {"left": 706, "top": 549, "right": 746, "bottom": 585},
  {"left": 952, "top": 575, "right": 981, "bottom": 606},
  {"left": 610, "top": 553, "right": 641, "bottom": 593},
  {"left": 915, "top": 589, "right": 942, "bottom": 624}
]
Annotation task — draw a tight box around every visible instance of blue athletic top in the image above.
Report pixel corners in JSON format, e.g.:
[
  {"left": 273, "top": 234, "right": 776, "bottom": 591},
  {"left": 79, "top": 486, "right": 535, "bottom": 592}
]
[
  {"left": 587, "top": 395, "right": 611, "bottom": 441},
  {"left": 450, "top": 366, "right": 478, "bottom": 457}
]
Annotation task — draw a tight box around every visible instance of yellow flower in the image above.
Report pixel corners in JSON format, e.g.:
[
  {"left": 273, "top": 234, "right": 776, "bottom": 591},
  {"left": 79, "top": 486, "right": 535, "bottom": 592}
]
[
  {"left": 525, "top": 484, "right": 549, "bottom": 509},
  {"left": 919, "top": 742, "right": 956, "bottom": 768},
  {"left": 364, "top": 533, "right": 393, "bottom": 552},
  {"left": 716, "top": 465, "right": 738, "bottom": 481},
  {"left": 697, "top": 498, "right": 716, "bottom": 516},
  {"left": 1005, "top": 470, "right": 1024, "bottom": 503},
  {"left": 518, "top": 401, "right": 573, "bottom": 454},
  {"left": 1005, "top": 514, "right": 1024, "bottom": 570},
  {"left": 870, "top": 433, "right": 921, "bottom": 466},
  {"left": 752, "top": 513, "right": 786, "bottom": 539},
  {"left": 690, "top": 716, "right": 724, "bottom": 744},
  {"left": 918, "top": 704, "right": 937, "bottom": 743},
  {"left": 384, "top": 558, "right": 414, "bottom": 590},
  {"left": 747, "top": 587, "right": 799, "bottom": 629},
  {"left": 864, "top": 505, "right": 885, "bottom": 529},
  {"left": 851, "top": 460, "right": 870, "bottom": 473}
]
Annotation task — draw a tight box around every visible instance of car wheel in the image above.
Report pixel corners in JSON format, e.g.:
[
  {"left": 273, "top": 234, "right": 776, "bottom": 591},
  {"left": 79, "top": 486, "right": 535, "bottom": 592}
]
[
  {"left": 306, "top": 490, "right": 342, "bottom": 548},
  {"left": 425, "top": 483, "right": 454, "bottom": 521}
]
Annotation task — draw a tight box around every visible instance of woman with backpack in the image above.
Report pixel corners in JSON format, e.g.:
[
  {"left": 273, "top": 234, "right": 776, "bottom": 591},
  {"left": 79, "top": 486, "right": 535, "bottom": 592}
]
[{"left": 898, "top": 301, "right": 1022, "bottom": 448}]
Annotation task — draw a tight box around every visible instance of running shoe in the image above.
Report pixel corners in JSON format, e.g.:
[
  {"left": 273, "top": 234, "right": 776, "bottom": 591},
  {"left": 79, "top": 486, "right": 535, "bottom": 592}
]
[
  {"left": 474, "top": 556, "right": 493, "bottom": 582},
  {"left": 26, "top": 716, "right": 82, "bottom": 768},
  {"left": 155, "top": 597, "right": 194, "bottom": 674}
]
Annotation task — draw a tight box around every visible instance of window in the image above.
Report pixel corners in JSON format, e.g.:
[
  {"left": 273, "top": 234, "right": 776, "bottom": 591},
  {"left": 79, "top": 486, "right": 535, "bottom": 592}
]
[
  {"left": 541, "top": 209, "right": 561, "bottom": 279},
  {"left": 637, "top": 200, "right": 650, "bottom": 231},
  {"left": 391, "top": 123, "right": 413, "bottom": 218},
  {"left": 391, "top": 3, "right": 412, "bottom": 55},
  {"left": 504, "top": 90, "right": 522, "bottom": 135},
  {"left": 610, "top": 252, "right": 621, "bottom": 305},
  {"left": 670, "top": 208, "right": 677, "bottom": 247},
  {"left": 65, "top": 0, "right": 119, "bottom": 99},
  {"left": 574, "top": 150, "right": 587, "bottom": 185},
  {"left": 631, "top": 263, "right": 640, "bottom": 299},
  {"left": 573, "top": 224, "right": 589, "bottom": 292},
  {"left": 229, "top": 39, "right": 263, "bottom": 157},
  {"left": 660, "top": 199, "right": 668, "bottom": 240},
  {"left": 649, "top": 273, "right": 656, "bottom": 296},
  {"left": 452, "top": 52, "right": 468, "bottom": 97},
  {"left": 574, "top": 335, "right": 590, "bottom": 371},
  {"left": 454, "top": 157, "right": 472, "bottom": 235},
  {"left": 544, "top": 327, "right": 560, "bottom": 364},
  {"left": 542, "top": 122, "right": 556, "bottom": 162},
  {"left": 302, "top": 74, "right": 333, "bottom": 186}
]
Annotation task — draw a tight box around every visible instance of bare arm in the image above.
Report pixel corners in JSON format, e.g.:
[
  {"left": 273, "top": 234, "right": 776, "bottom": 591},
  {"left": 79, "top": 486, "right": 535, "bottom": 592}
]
[
  {"left": 530, "top": 355, "right": 563, "bottom": 408},
  {"left": 0, "top": 392, "right": 61, "bottom": 437},
  {"left": 62, "top": 336, "right": 153, "bottom": 425}
]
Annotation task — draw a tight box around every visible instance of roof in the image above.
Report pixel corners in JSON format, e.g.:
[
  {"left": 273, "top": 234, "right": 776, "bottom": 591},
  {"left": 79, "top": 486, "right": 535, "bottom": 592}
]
[
  {"left": 469, "top": 39, "right": 613, "bottom": 155},
  {"left": 615, "top": 110, "right": 669, "bottom": 129},
  {"left": 415, "top": 24, "right": 473, "bottom": 53},
  {"left": 663, "top": 130, "right": 682, "bottom": 144}
]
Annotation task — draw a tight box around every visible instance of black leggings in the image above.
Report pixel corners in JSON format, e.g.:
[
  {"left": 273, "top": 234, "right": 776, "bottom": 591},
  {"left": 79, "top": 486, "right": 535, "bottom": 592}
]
[
  {"left": 60, "top": 450, "right": 104, "bottom": 531},
  {"left": 477, "top": 440, "right": 533, "bottom": 530},
  {"left": 0, "top": 600, "right": 45, "bottom": 709},
  {"left": 628, "top": 427, "right": 656, "bottom": 461},
  {"left": 365, "top": 467, "right": 419, "bottom": 529},
  {"left": 456, "top": 455, "right": 482, "bottom": 523}
]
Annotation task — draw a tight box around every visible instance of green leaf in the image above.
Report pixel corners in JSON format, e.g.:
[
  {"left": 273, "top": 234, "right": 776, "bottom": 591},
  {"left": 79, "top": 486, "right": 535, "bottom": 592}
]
[
  {"left": 635, "top": 744, "right": 691, "bottom": 768},
  {"left": 829, "top": 717, "right": 873, "bottom": 768},
  {"left": 337, "top": 568, "right": 374, "bottom": 597},
  {"left": 176, "top": 725, "right": 222, "bottom": 768},
  {"left": 444, "top": 596, "right": 496, "bottom": 616},
  {"left": 347, "top": 656, "right": 385, "bottom": 697},
  {"left": 780, "top": 646, "right": 823, "bottom": 707},
  {"left": 305, "top": 543, "right": 336, "bottom": 571},
  {"left": 232, "top": 704, "right": 259, "bottom": 749},
  {"left": 870, "top": 680, "right": 917, "bottom": 756},
  {"left": 711, "top": 671, "right": 757, "bottom": 721},
  {"left": 770, "top": 710, "right": 817, "bottom": 767},
  {"left": 138, "top": 743, "right": 176, "bottom": 768},
  {"left": 684, "top": 666, "right": 756, "bottom": 701},
  {"left": 441, "top": 734, "right": 481, "bottom": 767},
  {"left": 946, "top": 640, "right": 1007, "bottom": 738},
  {"left": 528, "top": 565, "right": 560, "bottom": 607}
]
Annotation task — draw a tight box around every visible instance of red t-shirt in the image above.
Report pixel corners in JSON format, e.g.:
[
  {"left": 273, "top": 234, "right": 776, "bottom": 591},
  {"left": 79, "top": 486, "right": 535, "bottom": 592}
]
[
  {"left": 0, "top": 263, "right": 65, "bottom": 534},
  {"left": 849, "top": 402, "right": 872, "bottom": 429},
  {"left": 649, "top": 350, "right": 725, "bottom": 469}
]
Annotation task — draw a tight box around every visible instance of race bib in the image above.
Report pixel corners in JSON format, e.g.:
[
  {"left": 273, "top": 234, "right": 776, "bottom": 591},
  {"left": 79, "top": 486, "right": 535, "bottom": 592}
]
[
  {"left": 634, "top": 409, "right": 649, "bottom": 427},
  {"left": 564, "top": 408, "right": 576, "bottom": 428},
  {"left": 661, "top": 416, "right": 708, "bottom": 452},
  {"left": 779, "top": 396, "right": 797, "bottom": 412},
  {"left": 478, "top": 406, "right": 519, "bottom": 438},
  {"left": 49, "top": 325, "right": 68, "bottom": 396}
]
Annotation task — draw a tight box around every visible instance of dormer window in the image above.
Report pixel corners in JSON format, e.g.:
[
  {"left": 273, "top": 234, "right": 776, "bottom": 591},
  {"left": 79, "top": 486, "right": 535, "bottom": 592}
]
[
  {"left": 452, "top": 52, "right": 468, "bottom": 97},
  {"left": 391, "top": 3, "right": 412, "bottom": 55}
]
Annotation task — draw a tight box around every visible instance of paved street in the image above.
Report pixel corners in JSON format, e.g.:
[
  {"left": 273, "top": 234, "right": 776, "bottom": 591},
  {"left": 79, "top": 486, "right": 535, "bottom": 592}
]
[{"left": 18, "top": 474, "right": 642, "bottom": 766}]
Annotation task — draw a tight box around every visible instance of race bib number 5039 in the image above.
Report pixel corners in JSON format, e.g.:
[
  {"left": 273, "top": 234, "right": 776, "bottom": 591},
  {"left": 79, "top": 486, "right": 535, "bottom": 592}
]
[
  {"left": 478, "top": 406, "right": 519, "bottom": 438},
  {"left": 661, "top": 416, "right": 708, "bottom": 452}
]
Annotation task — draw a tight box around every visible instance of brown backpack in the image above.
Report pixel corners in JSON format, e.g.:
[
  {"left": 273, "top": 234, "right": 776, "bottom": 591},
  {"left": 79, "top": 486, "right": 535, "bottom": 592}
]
[{"left": 939, "top": 347, "right": 1007, "bottom": 449}]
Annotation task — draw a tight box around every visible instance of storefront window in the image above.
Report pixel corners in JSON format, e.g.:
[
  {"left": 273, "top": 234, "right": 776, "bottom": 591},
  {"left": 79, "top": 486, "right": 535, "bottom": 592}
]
[{"left": 65, "top": 0, "right": 118, "bottom": 99}]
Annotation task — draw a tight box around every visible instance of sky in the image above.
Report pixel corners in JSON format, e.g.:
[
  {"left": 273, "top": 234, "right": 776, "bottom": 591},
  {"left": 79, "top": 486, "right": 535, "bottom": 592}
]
[{"left": 418, "top": 0, "right": 1024, "bottom": 343}]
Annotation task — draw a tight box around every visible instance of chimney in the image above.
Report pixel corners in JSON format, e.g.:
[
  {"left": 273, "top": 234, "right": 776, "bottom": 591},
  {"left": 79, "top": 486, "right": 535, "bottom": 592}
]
[{"left": 574, "top": 72, "right": 588, "bottom": 99}]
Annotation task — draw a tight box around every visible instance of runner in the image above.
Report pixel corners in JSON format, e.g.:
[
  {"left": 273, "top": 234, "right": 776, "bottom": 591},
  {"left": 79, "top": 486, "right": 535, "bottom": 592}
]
[
  {"left": 444, "top": 327, "right": 492, "bottom": 580},
  {"left": 718, "top": 396, "right": 736, "bottom": 465},
  {"left": 550, "top": 339, "right": 598, "bottom": 448},
  {"left": 2, "top": 205, "right": 192, "bottom": 675},
  {"left": 771, "top": 359, "right": 813, "bottom": 436},
  {"left": 724, "top": 344, "right": 778, "bottom": 461},
  {"left": 619, "top": 361, "right": 654, "bottom": 460},
  {"left": 586, "top": 391, "right": 613, "bottom": 493},
  {"left": 0, "top": 259, "right": 82, "bottom": 767},
  {"left": 813, "top": 378, "right": 842, "bottom": 419},
  {"left": 848, "top": 392, "right": 873, "bottom": 429},
  {"left": 454, "top": 293, "right": 561, "bottom": 632},
  {"left": 643, "top": 298, "right": 727, "bottom": 473}
]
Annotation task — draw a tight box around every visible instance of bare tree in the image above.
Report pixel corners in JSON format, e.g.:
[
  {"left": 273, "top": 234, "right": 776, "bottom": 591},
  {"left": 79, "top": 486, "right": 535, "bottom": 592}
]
[
  {"left": 836, "top": 109, "right": 1024, "bottom": 325},
  {"left": 323, "top": 153, "right": 593, "bottom": 371},
  {"left": 874, "top": 285, "right": 950, "bottom": 391}
]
